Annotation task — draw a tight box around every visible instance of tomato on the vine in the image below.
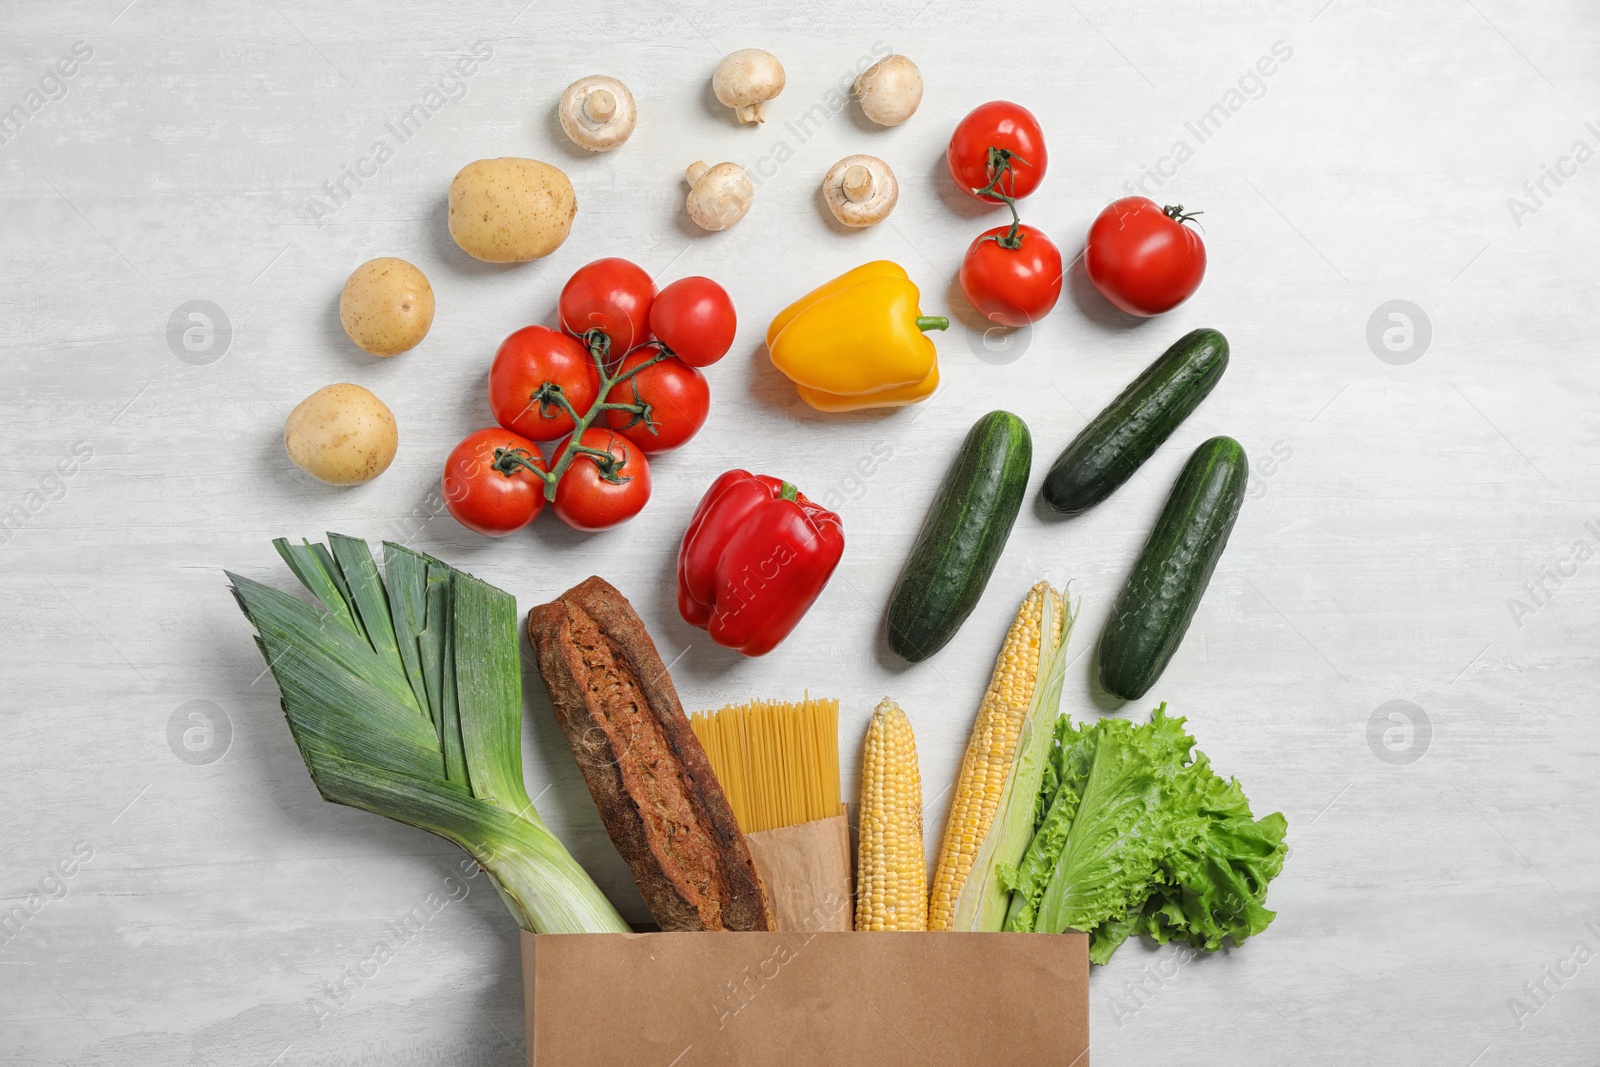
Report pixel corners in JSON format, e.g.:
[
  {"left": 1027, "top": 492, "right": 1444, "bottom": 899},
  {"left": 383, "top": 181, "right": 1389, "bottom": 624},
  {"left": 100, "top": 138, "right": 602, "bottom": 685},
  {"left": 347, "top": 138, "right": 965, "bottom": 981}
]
[
  {"left": 603, "top": 351, "right": 710, "bottom": 454},
  {"left": 947, "top": 101, "right": 1048, "bottom": 203},
  {"left": 1084, "top": 197, "right": 1207, "bottom": 317},
  {"left": 959, "top": 223, "right": 1063, "bottom": 329},
  {"left": 649, "top": 276, "right": 737, "bottom": 368},
  {"left": 559, "top": 257, "right": 655, "bottom": 355},
  {"left": 552, "top": 429, "right": 652, "bottom": 531},
  {"left": 441, "top": 428, "right": 548, "bottom": 537},
  {"left": 488, "top": 325, "right": 600, "bottom": 442}
]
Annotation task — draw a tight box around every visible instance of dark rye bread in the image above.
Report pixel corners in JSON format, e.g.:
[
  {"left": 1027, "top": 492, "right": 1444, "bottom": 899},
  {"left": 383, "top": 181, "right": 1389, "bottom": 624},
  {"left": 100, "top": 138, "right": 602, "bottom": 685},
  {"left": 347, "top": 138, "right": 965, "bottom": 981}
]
[{"left": 527, "top": 576, "right": 774, "bottom": 932}]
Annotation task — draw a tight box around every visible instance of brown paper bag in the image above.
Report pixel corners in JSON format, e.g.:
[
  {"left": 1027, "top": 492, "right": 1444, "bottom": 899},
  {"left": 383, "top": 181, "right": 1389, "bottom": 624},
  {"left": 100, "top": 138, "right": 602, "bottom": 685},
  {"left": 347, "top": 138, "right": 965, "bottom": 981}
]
[
  {"left": 744, "top": 813, "right": 853, "bottom": 933},
  {"left": 522, "top": 930, "right": 1090, "bottom": 1066}
]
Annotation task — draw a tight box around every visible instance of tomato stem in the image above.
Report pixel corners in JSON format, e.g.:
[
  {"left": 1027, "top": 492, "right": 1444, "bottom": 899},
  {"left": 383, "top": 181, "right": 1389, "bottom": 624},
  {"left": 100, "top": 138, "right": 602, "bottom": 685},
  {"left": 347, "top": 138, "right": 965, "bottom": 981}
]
[
  {"left": 491, "top": 447, "right": 545, "bottom": 478},
  {"left": 524, "top": 331, "right": 675, "bottom": 500},
  {"left": 1163, "top": 204, "right": 1205, "bottom": 232},
  {"left": 971, "top": 146, "right": 1030, "bottom": 250}
]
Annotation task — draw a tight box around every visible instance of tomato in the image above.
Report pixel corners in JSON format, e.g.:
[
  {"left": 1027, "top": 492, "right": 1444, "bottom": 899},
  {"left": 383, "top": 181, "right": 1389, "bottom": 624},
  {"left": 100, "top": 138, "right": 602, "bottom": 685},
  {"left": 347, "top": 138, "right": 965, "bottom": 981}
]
[
  {"left": 604, "top": 354, "right": 711, "bottom": 455},
  {"left": 488, "top": 325, "right": 600, "bottom": 442},
  {"left": 603, "top": 352, "right": 710, "bottom": 453},
  {"left": 558, "top": 257, "right": 656, "bottom": 357},
  {"left": 649, "top": 276, "right": 737, "bottom": 368},
  {"left": 552, "top": 429, "right": 652, "bottom": 531},
  {"left": 1084, "top": 197, "right": 1207, "bottom": 317},
  {"left": 441, "top": 428, "right": 548, "bottom": 537},
  {"left": 947, "top": 101, "right": 1048, "bottom": 203},
  {"left": 959, "top": 224, "right": 1063, "bottom": 329}
]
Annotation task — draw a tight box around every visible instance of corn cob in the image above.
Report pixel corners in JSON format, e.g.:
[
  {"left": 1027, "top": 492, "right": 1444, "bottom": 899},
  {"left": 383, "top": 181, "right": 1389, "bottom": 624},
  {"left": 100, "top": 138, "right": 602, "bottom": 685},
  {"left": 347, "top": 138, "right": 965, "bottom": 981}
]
[
  {"left": 855, "top": 698, "right": 927, "bottom": 932},
  {"left": 927, "top": 581, "right": 1064, "bottom": 931}
]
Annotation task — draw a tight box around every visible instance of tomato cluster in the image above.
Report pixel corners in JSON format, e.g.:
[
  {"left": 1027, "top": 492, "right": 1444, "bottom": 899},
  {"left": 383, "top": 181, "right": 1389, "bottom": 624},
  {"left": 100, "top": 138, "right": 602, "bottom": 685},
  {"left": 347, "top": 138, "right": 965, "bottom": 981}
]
[
  {"left": 947, "top": 102, "right": 1063, "bottom": 329},
  {"left": 946, "top": 103, "right": 1207, "bottom": 328},
  {"left": 444, "top": 258, "right": 736, "bottom": 535}
]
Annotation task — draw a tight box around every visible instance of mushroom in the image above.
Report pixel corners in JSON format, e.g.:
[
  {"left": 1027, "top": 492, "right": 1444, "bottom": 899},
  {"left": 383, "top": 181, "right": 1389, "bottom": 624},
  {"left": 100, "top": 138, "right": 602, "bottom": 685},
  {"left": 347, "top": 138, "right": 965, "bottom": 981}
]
[
  {"left": 822, "top": 155, "right": 898, "bottom": 227},
  {"left": 853, "top": 54, "right": 923, "bottom": 127},
  {"left": 712, "top": 49, "right": 785, "bottom": 124},
  {"left": 558, "top": 75, "right": 637, "bottom": 151},
  {"left": 685, "top": 162, "right": 754, "bottom": 230}
]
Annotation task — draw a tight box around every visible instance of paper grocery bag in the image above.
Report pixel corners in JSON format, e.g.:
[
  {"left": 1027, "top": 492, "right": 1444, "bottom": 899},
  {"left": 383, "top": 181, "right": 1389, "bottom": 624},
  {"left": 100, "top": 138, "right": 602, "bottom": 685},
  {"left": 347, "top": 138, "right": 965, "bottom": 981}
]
[
  {"left": 521, "top": 930, "right": 1090, "bottom": 1066},
  {"left": 744, "top": 813, "right": 853, "bottom": 932}
]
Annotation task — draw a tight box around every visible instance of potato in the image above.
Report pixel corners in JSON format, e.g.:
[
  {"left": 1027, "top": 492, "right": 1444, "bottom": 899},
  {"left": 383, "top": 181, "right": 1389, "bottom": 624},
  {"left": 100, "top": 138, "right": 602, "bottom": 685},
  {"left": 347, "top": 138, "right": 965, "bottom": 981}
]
[
  {"left": 339, "top": 257, "right": 434, "bottom": 356},
  {"left": 284, "top": 383, "right": 398, "bottom": 486},
  {"left": 447, "top": 157, "right": 576, "bottom": 263}
]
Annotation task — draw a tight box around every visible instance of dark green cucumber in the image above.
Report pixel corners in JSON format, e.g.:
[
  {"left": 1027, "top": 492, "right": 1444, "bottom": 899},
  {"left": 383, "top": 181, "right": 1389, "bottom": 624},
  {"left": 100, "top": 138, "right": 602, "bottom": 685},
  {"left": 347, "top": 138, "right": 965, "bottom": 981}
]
[
  {"left": 1098, "top": 436, "right": 1248, "bottom": 700},
  {"left": 1042, "top": 328, "right": 1229, "bottom": 516},
  {"left": 887, "top": 411, "right": 1031, "bottom": 663}
]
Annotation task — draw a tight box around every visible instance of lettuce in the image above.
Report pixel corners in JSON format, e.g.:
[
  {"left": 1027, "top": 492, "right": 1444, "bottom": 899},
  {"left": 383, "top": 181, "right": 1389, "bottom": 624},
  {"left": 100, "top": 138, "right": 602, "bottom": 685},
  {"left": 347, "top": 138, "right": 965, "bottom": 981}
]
[{"left": 1012, "top": 705, "right": 1287, "bottom": 965}]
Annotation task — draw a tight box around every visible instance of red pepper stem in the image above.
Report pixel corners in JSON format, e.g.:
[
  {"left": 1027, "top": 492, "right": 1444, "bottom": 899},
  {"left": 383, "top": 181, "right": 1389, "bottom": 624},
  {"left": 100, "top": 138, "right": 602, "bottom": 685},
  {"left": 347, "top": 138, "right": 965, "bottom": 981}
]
[
  {"left": 916, "top": 316, "right": 950, "bottom": 332},
  {"left": 779, "top": 481, "right": 798, "bottom": 502}
]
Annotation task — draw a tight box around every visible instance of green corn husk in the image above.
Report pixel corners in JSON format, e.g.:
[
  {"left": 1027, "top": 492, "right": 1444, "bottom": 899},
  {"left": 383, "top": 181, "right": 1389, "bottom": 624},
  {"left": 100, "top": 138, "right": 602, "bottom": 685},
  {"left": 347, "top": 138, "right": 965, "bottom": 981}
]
[
  {"left": 950, "top": 589, "right": 1078, "bottom": 932},
  {"left": 229, "top": 534, "right": 628, "bottom": 935}
]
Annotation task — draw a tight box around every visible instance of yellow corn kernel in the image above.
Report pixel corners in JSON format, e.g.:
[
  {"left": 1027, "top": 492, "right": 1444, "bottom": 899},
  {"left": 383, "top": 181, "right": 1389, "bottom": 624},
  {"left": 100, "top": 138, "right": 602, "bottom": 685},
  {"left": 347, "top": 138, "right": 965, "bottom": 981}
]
[
  {"left": 927, "top": 582, "right": 1063, "bottom": 931},
  {"left": 855, "top": 698, "right": 927, "bottom": 932}
]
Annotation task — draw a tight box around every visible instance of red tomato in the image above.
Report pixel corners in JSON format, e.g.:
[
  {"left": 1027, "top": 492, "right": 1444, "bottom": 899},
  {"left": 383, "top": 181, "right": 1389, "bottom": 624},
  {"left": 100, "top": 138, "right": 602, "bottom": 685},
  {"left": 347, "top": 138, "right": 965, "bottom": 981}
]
[
  {"left": 552, "top": 429, "right": 652, "bottom": 531},
  {"left": 558, "top": 257, "right": 656, "bottom": 357},
  {"left": 441, "top": 428, "right": 548, "bottom": 537},
  {"left": 488, "top": 325, "right": 601, "bottom": 442},
  {"left": 603, "top": 352, "right": 711, "bottom": 453},
  {"left": 947, "top": 101, "right": 1048, "bottom": 203},
  {"left": 959, "top": 224, "right": 1063, "bottom": 328},
  {"left": 649, "top": 276, "right": 737, "bottom": 368},
  {"left": 1084, "top": 197, "right": 1207, "bottom": 316}
]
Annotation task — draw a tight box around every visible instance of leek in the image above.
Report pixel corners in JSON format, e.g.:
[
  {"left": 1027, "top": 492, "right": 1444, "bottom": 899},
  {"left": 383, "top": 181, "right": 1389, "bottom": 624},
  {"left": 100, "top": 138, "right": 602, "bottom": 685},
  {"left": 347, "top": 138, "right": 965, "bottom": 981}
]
[
  {"left": 229, "top": 534, "right": 628, "bottom": 935},
  {"left": 950, "top": 590, "right": 1077, "bottom": 932}
]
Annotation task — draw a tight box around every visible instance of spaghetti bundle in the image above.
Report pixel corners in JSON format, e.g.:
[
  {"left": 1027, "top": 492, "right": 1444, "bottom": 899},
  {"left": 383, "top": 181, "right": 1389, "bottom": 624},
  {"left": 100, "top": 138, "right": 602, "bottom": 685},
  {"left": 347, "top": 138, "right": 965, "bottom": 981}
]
[{"left": 689, "top": 698, "right": 843, "bottom": 834}]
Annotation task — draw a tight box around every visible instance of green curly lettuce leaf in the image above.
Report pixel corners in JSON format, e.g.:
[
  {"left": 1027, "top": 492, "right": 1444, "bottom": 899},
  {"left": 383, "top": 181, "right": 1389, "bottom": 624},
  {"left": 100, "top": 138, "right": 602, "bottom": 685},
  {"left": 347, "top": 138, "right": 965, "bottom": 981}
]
[{"left": 1018, "top": 705, "right": 1287, "bottom": 964}]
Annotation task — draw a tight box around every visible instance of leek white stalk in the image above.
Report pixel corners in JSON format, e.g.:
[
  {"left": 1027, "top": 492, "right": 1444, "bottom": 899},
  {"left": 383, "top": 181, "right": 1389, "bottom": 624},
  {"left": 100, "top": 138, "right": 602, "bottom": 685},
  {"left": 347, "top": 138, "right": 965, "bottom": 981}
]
[{"left": 229, "top": 534, "right": 628, "bottom": 935}]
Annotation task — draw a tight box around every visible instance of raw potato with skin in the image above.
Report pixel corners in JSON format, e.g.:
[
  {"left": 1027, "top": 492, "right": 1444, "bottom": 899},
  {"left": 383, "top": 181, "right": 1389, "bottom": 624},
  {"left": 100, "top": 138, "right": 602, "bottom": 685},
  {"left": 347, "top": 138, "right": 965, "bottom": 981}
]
[
  {"left": 283, "top": 383, "right": 398, "bottom": 486},
  {"left": 338, "top": 257, "right": 434, "bottom": 356},
  {"left": 447, "top": 158, "right": 576, "bottom": 263}
]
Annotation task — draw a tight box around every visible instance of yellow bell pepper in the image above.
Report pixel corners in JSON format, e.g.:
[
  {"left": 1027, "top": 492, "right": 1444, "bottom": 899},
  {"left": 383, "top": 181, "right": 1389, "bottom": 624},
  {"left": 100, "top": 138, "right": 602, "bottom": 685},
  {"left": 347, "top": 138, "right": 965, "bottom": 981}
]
[{"left": 767, "top": 261, "right": 948, "bottom": 412}]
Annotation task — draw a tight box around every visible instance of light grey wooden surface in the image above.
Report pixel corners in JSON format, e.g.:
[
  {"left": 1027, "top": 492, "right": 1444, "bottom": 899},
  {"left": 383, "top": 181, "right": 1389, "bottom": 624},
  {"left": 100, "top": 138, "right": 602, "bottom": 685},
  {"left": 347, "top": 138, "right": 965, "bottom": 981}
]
[{"left": 3, "top": 1, "right": 1597, "bottom": 1063}]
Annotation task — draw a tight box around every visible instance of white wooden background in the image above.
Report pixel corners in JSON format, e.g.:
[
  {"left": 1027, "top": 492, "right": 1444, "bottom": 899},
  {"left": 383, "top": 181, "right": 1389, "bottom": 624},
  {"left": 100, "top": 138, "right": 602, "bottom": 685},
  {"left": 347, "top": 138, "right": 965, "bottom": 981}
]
[{"left": 3, "top": 0, "right": 1597, "bottom": 1063}]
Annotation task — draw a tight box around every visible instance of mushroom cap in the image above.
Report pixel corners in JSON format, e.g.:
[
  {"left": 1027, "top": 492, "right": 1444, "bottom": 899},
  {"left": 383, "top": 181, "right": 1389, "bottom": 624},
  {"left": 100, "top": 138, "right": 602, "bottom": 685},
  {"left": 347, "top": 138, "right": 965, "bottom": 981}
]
[
  {"left": 712, "top": 48, "right": 786, "bottom": 108},
  {"left": 853, "top": 54, "right": 923, "bottom": 127},
  {"left": 558, "top": 75, "right": 637, "bottom": 151},
  {"left": 822, "top": 154, "right": 898, "bottom": 227},
  {"left": 685, "top": 161, "right": 754, "bottom": 231}
]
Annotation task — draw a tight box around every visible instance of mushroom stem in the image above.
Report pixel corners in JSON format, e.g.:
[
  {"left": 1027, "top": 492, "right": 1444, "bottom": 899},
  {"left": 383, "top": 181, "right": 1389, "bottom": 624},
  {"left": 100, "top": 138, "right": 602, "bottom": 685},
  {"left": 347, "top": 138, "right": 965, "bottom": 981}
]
[
  {"left": 736, "top": 103, "right": 763, "bottom": 123},
  {"left": 583, "top": 89, "right": 616, "bottom": 123},
  {"left": 842, "top": 165, "right": 874, "bottom": 205},
  {"left": 686, "top": 161, "right": 710, "bottom": 185}
]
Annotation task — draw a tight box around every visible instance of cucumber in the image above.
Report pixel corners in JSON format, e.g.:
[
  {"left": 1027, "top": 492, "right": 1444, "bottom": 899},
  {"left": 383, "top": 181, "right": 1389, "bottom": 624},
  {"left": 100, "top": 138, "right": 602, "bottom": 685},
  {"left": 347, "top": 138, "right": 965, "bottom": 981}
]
[
  {"left": 1042, "top": 328, "right": 1229, "bottom": 516},
  {"left": 887, "top": 410, "right": 1031, "bottom": 663},
  {"left": 1098, "top": 436, "right": 1248, "bottom": 700}
]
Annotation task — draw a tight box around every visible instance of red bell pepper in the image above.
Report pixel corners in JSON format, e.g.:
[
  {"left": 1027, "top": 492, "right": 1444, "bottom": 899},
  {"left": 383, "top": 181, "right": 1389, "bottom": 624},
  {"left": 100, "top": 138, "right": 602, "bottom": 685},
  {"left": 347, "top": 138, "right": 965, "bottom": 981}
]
[{"left": 677, "top": 470, "right": 845, "bottom": 656}]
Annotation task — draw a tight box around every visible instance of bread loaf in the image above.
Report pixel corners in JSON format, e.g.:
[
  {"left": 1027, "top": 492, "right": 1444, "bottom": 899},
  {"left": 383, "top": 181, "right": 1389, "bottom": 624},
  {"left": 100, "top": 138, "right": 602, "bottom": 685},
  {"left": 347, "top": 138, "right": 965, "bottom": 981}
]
[{"left": 527, "top": 576, "right": 775, "bottom": 932}]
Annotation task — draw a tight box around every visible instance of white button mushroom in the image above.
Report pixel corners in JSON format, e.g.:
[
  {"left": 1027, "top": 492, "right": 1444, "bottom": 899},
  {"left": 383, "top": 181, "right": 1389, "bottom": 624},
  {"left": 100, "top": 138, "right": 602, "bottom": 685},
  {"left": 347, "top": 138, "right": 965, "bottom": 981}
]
[
  {"left": 852, "top": 54, "right": 923, "bottom": 127},
  {"left": 558, "top": 75, "right": 637, "bottom": 151},
  {"left": 822, "top": 155, "right": 898, "bottom": 228},
  {"left": 712, "top": 49, "right": 785, "bottom": 124},
  {"left": 685, "top": 161, "right": 754, "bottom": 231}
]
